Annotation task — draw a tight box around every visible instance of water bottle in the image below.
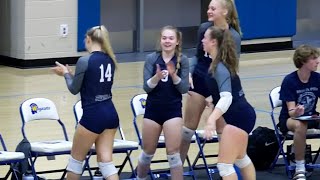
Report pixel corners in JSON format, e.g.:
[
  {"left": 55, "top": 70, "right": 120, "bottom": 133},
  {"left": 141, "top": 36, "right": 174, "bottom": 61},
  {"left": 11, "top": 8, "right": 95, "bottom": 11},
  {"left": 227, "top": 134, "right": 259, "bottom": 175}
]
[{"left": 93, "top": 170, "right": 103, "bottom": 180}]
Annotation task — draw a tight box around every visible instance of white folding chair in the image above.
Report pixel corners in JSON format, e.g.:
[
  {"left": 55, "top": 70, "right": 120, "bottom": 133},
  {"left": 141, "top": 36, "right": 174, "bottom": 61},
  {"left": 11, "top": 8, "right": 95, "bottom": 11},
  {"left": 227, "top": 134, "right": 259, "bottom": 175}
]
[
  {"left": 0, "top": 133, "right": 25, "bottom": 179},
  {"left": 269, "top": 86, "right": 320, "bottom": 178},
  {"left": 19, "top": 98, "right": 72, "bottom": 179},
  {"left": 130, "top": 93, "right": 196, "bottom": 179},
  {"left": 73, "top": 100, "right": 139, "bottom": 178}
]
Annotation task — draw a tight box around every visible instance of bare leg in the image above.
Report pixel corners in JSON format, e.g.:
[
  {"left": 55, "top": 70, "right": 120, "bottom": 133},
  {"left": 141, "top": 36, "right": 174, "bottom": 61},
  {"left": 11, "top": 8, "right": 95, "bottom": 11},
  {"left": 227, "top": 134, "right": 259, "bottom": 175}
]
[
  {"left": 95, "top": 128, "right": 118, "bottom": 180},
  {"left": 137, "top": 119, "right": 162, "bottom": 179},
  {"left": 180, "top": 91, "right": 206, "bottom": 164},
  {"left": 164, "top": 118, "right": 183, "bottom": 180},
  {"left": 287, "top": 118, "right": 307, "bottom": 161},
  {"left": 67, "top": 125, "right": 98, "bottom": 180},
  {"left": 218, "top": 125, "right": 255, "bottom": 180}
]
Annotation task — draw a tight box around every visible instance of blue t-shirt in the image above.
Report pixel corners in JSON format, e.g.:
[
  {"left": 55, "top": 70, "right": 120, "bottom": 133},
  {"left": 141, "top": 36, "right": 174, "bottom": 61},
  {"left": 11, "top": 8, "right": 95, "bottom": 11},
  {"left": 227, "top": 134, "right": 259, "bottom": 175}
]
[{"left": 279, "top": 71, "right": 320, "bottom": 120}]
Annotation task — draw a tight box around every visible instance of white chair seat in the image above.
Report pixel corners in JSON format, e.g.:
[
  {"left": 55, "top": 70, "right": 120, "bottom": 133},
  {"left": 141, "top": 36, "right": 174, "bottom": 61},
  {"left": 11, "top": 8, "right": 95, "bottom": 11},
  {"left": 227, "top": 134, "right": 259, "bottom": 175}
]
[
  {"left": 31, "top": 140, "right": 72, "bottom": 153},
  {"left": 0, "top": 151, "right": 25, "bottom": 161},
  {"left": 90, "top": 139, "right": 139, "bottom": 150},
  {"left": 158, "top": 134, "right": 197, "bottom": 143},
  {"left": 114, "top": 139, "right": 139, "bottom": 149}
]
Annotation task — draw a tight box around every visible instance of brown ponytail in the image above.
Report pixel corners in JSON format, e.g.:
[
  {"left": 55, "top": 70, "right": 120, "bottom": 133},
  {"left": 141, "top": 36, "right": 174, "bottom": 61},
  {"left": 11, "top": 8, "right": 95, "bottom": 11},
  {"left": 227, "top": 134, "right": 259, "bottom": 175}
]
[{"left": 208, "top": 26, "right": 238, "bottom": 76}]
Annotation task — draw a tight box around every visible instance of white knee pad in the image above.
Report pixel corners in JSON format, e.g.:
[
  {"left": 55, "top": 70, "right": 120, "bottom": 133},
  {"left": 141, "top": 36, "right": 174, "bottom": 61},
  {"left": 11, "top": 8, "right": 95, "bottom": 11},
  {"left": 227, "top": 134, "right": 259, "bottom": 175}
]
[
  {"left": 98, "top": 161, "right": 118, "bottom": 178},
  {"left": 217, "top": 163, "right": 235, "bottom": 177},
  {"left": 66, "top": 156, "right": 83, "bottom": 175},
  {"left": 235, "top": 154, "right": 252, "bottom": 168},
  {"left": 138, "top": 151, "right": 154, "bottom": 165},
  {"left": 182, "top": 126, "right": 195, "bottom": 141},
  {"left": 167, "top": 153, "right": 182, "bottom": 168}
]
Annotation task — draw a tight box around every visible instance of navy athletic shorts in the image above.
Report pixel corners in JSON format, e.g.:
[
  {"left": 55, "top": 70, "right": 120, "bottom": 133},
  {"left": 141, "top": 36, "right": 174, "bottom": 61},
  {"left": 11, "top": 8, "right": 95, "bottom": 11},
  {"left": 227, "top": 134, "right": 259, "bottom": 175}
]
[{"left": 80, "top": 100, "right": 119, "bottom": 134}]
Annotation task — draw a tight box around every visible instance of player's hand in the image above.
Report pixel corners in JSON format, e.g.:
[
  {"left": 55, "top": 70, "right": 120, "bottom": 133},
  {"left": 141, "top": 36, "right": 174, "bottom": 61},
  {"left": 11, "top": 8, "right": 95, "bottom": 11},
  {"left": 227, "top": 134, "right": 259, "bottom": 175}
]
[
  {"left": 166, "top": 61, "right": 176, "bottom": 76},
  {"left": 204, "top": 118, "right": 216, "bottom": 140},
  {"left": 155, "top": 64, "right": 166, "bottom": 80},
  {"left": 51, "top": 61, "right": 69, "bottom": 76}
]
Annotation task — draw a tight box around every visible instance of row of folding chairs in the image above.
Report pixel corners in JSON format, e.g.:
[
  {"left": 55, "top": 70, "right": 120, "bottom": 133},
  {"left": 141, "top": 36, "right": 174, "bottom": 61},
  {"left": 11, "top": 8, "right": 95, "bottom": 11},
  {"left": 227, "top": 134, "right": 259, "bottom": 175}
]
[
  {"left": 1, "top": 95, "right": 221, "bottom": 180},
  {"left": 0, "top": 98, "right": 139, "bottom": 180}
]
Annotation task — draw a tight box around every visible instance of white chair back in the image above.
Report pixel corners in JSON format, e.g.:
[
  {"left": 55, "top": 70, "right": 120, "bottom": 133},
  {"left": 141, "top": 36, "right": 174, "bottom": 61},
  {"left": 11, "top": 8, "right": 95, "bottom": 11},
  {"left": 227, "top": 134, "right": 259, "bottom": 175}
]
[
  {"left": 270, "top": 86, "right": 282, "bottom": 109},
  {"left": 131, "top": 94, "right": 148, "bottom": 117},
  {"left": 20, "top": 98, "right": 59, "bottom": 123},
  {"left": 74, "top": 100, "right": 83, "bottom": 122}
]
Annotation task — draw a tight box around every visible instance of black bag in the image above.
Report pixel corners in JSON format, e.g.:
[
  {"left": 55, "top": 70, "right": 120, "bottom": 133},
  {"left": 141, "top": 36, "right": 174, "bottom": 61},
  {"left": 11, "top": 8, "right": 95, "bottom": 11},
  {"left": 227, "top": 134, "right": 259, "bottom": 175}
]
[
  {"left": 11, "top": 138, "right": 32, "bottom": 180},
  {"left": 247, "top": 126, "right": 279, "bottom": 170}
]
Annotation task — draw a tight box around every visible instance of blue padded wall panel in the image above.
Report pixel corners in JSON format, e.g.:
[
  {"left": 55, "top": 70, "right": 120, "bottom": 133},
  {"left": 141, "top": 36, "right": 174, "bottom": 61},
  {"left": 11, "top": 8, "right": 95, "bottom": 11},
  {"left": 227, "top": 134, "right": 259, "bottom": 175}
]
[
  {"left": 78, "top": 0, "right": 100, "bottom": 51},
  {"left": 235, "top": 0, "right": 296, "bottom": 40}
]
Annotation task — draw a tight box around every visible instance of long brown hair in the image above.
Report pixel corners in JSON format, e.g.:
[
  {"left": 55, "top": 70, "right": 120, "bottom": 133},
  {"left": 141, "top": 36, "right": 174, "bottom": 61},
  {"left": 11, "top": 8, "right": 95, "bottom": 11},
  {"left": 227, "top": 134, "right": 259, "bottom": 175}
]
[
  {"left": 208, "top": 26, "right": 238, "bottom": 76},
  {"left": 86, "top": 25, "right": 118, "bottom": 69},
  {"left": 157, "top": 26, "right": 183, "bottom": 70},
  {"left": 218, "top": 0, "right": 241, "bottom": 35}
]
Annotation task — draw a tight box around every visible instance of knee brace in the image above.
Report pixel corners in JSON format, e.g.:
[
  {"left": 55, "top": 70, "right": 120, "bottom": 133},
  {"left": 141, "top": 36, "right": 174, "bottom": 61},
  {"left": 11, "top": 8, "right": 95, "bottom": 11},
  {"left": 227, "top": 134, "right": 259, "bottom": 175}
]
[
  {"left": 217, "top": 163, "right": 235, "bottom": 177},
  {"left": 167, "top": 153, "right": 182, "bottom": 168},
  {"left": 98, "top": 161, "right": 118, "bottom": 178},
  {"left": 66, "top": 156, "right": 83, "bottom": 175},
  {"left": 234, "top": 154, "right": 252, "bottom": 168},
  {"left": 138, "top": 151, "right": 154, "bottom": 165},
  {"left": 182, "top": 126, "right": 195, "bottom": 141}
]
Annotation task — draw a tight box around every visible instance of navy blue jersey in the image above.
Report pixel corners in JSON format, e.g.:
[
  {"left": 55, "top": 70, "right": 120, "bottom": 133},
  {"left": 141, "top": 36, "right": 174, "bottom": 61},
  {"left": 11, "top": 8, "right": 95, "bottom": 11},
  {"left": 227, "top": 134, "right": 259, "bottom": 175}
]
[
  {"left": 206, "top": 63, "right": 245, "bottom": 105},
  {"left": 279, "top": 71, "right": 320, "bottom": 121},
  {"left": 64, "top": 51, "right": 115, "bottom": 108},
  {"left": 146, "top": 55, "right": 182, "bottom": 105},
  {"left": 192, "top": 22, "right": 241, "bottom": 77},
  {"left": 205, "top": 62, "right": 255, "bottom": 133}
]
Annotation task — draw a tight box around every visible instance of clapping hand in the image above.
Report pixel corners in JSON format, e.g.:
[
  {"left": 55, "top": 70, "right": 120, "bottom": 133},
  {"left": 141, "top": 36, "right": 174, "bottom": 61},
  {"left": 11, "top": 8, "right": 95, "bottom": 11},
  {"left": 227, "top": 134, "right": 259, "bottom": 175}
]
[
  {"left": 51, "top": 61, "right": 70, "bottom": 76},
  {"left": 166, "top": 61, "right": 176, "bottom": 76},
  {"left": 155, "top": 64, "right": 167, "bottom": 80}
]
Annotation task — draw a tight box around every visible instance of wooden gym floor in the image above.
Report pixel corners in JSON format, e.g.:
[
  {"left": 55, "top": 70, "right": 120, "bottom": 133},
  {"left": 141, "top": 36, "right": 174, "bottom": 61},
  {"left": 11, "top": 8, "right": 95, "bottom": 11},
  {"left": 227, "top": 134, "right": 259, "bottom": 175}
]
[{"left": 1, "top": 50, "right": 320, "bottom": 179}]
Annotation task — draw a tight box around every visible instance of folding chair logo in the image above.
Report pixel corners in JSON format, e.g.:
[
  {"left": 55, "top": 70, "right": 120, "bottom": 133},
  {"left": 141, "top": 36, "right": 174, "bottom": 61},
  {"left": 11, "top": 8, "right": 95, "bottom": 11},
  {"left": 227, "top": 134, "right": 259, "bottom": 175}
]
[
  {"left": 139, "top": 98, "right": 146, "bottom": 108},
  {"left": 29, "top": 103, "right": 50, "bottom": 114}
]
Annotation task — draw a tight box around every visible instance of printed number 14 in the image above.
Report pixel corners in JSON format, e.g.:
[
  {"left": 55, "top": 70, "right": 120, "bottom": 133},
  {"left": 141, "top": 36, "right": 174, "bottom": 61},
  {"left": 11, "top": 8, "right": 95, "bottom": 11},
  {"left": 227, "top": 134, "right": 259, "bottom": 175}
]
[{"left": 99, "top": 64, "right": 112, "bottom": 82}]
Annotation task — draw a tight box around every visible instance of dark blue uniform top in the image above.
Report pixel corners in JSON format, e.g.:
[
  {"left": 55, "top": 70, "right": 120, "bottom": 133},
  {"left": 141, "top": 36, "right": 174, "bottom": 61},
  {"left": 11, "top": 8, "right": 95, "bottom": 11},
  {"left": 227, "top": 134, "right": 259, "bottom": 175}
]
[
  {"left": 143, "top": 52, "right": 189, "bottom": 106},
  {"left": 64, "top": 51, "right": 116, "bottom": 108},
  {"left": 190, "top": 22, "right": 241, "bottom": 77},
  {"left": 206, "top": 62, "right": 256, "bottom": 133},
  {"left": 206, "top": 62, "right": 245, "bottom": 105}
]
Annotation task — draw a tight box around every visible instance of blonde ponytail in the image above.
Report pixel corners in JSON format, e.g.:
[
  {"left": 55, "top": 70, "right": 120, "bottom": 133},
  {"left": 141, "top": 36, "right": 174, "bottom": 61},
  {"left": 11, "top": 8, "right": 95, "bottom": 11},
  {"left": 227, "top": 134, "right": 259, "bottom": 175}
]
[{"left": 86, "top": 25, "right": 118, "bottom": 69}]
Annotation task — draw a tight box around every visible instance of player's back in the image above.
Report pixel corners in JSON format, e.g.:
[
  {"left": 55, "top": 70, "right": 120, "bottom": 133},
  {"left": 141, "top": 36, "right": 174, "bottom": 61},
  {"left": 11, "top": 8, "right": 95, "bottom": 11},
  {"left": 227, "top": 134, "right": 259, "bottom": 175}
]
[{"left": 81, "top": 51, "right": 116, "bottom": 107}]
